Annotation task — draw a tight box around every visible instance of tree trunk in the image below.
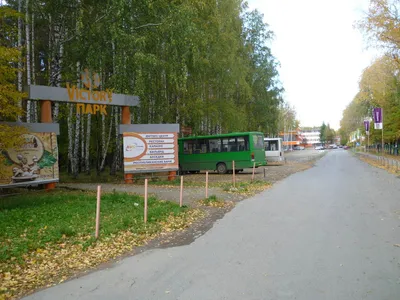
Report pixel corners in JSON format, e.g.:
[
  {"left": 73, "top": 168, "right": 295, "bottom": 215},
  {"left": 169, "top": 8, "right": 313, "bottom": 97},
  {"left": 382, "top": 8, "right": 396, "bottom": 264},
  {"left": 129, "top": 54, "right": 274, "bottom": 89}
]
[
  {"left": 49, "top": 19, "right": 63, "bottom": 122},
  {"left": 72, "top": 62, "right": 81, "bottom": 178},
  {"left": 31, "top": 12, "right": 37, "bottom": 122},
  {"left": 100, "top": 107, "right": 114, "bottom": 172},
  {"left": 17, "top": 0, "right": 23, "bottom": 121},
  {"left": 81, "top": 114, "right": 85, "bottom": 172},
  {"left": 85, "top": 113, "right": 91, "bottom": 174},
  {"left": 116, "top": 107, "right": 122, "bottom": 171},
  {"left": 67, "top": 104, "right": 74, "bottom": 173},
  {"left": 110, "top": 107, "right": 120, "bottom": 175},
  {"left": 26, "top": 0, "right": 31, "bottom": 122},
  {"left": 73, "top": 113, "right": 81, "bottom": 178}
]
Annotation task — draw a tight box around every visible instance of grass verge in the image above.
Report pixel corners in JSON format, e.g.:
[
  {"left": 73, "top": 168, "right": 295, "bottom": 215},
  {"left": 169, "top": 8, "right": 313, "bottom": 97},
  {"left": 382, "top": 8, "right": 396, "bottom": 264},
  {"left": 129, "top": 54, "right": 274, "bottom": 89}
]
[
  {"left": 358, "top": 155, "right": 400, "bottom": 175},
  {"left": 0, "top": 190, "right": 204, "bottom": 299}
]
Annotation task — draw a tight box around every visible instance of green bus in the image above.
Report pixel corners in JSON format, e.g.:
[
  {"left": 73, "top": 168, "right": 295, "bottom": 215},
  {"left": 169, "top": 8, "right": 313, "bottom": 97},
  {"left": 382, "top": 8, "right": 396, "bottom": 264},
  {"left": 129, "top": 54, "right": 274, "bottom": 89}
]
[{"left": 178, "top": 132, "right": 266, "bottom": 174}]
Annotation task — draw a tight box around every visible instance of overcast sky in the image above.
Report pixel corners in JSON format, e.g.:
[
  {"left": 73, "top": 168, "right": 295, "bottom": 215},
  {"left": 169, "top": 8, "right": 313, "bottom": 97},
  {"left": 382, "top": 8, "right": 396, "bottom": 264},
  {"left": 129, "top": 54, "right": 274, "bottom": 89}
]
[{"left": 247, "top": 0, "right": 380, "bottom": 129}]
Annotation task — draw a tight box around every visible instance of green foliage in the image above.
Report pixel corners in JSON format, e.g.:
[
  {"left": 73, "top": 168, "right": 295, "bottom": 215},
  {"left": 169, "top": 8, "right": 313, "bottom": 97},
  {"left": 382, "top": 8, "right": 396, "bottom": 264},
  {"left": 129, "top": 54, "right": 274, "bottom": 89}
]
[
  {"left": 0, "top": 191, "right": 186, "bottom": 262},
  {"left": 342, "top": 2, "right": 400, "bottom": 146},
  {"left": 0, "top": 7, "right": 25, "bottom": 121},
  {"left": 340, "top": 56, "right": 400, "bottom": 145},
  {"left": 4, "top": 0, "right": 284, "bottom": 176},
  {"left": 320, "top": 122, "right": 327, "bottom": 143}
]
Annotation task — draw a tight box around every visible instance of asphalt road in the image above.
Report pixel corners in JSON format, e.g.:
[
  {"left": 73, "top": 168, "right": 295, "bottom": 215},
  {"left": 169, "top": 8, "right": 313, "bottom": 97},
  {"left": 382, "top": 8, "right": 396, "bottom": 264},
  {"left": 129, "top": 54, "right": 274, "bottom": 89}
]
[{"left": 25, "top": 150, "right": 400, "bottom": 300}]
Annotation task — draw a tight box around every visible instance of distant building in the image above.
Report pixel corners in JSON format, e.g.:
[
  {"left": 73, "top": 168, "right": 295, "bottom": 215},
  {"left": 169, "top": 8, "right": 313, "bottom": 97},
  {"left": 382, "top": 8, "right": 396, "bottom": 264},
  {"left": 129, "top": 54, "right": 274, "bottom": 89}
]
[
  {"left": 299, "top": 127, "right": 321, "bottom": 147},
  {"left": 278, "top": 129, "right": 301, "bottom": 150}
]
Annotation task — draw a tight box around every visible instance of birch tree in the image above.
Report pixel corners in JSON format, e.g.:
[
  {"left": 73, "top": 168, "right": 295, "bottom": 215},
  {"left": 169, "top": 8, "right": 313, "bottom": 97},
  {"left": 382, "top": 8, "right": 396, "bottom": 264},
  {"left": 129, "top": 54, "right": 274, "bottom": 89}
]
[
  {"left": 25, "top": 0, "right": 31, "bottom": 122},
  {"left": 17, "top": 0, "right": 22, "bottom": 121}
]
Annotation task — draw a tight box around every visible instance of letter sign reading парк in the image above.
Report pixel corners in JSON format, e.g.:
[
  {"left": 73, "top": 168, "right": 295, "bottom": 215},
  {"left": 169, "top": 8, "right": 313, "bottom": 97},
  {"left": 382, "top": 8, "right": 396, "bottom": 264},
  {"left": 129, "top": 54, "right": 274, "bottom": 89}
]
[
  {"left": 123, "top": 132, "right": 178, "bottom": 173},
  {"left": 67, "top": 69, "right": 111, "bottom": 115}
]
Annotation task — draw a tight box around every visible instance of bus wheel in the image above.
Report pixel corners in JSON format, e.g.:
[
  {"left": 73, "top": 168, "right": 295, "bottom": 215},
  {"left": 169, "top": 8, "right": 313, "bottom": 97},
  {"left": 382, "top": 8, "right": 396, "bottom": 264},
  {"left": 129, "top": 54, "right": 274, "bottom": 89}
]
[{"left": 217, "top": 163, "right": 227, "bottom": 174}]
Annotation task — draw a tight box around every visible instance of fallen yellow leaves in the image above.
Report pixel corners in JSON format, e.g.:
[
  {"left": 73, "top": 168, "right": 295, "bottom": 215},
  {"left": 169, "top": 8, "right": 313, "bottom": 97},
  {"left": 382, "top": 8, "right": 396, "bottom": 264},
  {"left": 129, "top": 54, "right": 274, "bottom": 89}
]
[
  {"left": 358, "top": 155, "right": 400, "bottom": 175},
  {"left": 159, "top": 209, "right": 204, "bottom": 232},
  {"left": 223, "top": 182, "right": 271, "bottom": 196},
  {"left": 0, "top": 209, "right": 204, "bottom": 300},
  {"left": 198, "top": 197, "right": 234, "bottom": 208}
]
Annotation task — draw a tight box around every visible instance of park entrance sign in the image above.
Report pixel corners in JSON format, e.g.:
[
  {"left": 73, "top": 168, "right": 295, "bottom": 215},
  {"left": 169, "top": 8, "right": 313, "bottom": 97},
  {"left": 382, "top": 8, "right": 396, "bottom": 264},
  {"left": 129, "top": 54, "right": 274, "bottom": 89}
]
[
  {"left": 120, "top": 124, "right": 180, "bottom": 180},
  {"left": 123, "top": 132, "right": 178, "bottom": 173}
]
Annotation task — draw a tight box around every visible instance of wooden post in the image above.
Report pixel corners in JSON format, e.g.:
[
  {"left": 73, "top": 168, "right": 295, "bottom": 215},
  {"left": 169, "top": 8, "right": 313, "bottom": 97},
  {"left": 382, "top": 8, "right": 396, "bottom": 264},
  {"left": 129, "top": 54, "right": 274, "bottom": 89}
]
[
  {"left": 263, "top": 168, "right": 266, "bottom": 178},
  {"left": 205, "top": 171, "right": 209, "bottom": 199},
  {"left": 122, "top": 106, "right": 134, "bottom": 184},
  {"left": 168, "top": 171, "right": 176, "bottom": 181},
  {"left": 121, "top": 106, "right": 131, "bottom": 124},
  {"left": 40, "top": 100, "right": 52, "bottom": 123},
  {"left": 251, "top": 162, "right": 256, "bottom": 182},
  {"left": 179, "top": 176, "right": 183, "bottom": 207},
  {"left": 232, "top": 161, "right": 235, "bottom": 187},
  {"left": 95, "top": 185, "right": 101, "bottom": 239},
  {"left": 144, "top": 179, "right": 148, "bottom": 223},
  {"left": 40, "top": 100, "right": 56, "bottom": 190}
]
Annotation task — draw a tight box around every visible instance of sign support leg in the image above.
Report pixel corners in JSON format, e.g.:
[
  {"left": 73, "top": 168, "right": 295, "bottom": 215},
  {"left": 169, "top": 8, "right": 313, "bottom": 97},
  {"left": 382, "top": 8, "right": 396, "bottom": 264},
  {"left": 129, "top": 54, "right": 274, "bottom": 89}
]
[
  {"left": 40, "top": 100, "right": 56, "bottom": 191},
  {"left": 168, "top": 171, "right": 176, "bottom": 181}
]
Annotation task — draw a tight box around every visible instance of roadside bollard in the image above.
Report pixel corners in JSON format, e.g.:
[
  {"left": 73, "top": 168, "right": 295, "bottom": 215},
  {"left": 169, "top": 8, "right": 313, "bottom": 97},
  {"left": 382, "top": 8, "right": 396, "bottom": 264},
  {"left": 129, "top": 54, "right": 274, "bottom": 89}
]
[
  {"left": 179, "top": 176, "right": 183, "bottom": 207},
  {"left": 205, "top": 171, "right": 209, "bottom": 199},
  {"left": 95, "top": 185, "right": 101, "bottom": 239},
  {"left": 144, "top": 179, "right": 148, "bottom": 223},
  {"left": 232, "top": 161, "right": 236, "bottom": 187}
]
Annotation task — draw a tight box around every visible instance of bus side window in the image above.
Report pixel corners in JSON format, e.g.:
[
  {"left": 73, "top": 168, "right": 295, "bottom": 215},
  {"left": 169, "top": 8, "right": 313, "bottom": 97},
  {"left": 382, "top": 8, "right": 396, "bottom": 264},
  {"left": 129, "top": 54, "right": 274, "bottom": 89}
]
[
  {"left": 221, "top": 137, "right": 239, "bottom": 152},
  {"left": 209, "top": 139, "right": 221, "bottom": 153},
  {"left": 237, "top": 137, "right": 247, "bottom": 151},
  {"left": 198, "top": 139, "right": 207, "bottom": 153},
  {"left": 221, "top": 138, "right": 229, "bottom": 152},
  {"left": 184, "top": 140, "right": 196, "bottom": 154},
  {"left": 271, "top": 141, "right": 278, "bottom": 151}
]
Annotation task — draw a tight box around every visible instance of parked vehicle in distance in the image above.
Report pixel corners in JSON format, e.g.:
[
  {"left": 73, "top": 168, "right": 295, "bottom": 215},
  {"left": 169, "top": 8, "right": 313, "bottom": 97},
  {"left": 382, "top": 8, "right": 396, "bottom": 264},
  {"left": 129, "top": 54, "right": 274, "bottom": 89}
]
[
  {"left": 315, "top": 146, "right": 324, "bottom": 150},
  {"left": 293, "top": 145, "right": 305, "bottom": 150},
  {"left": 264, "top": 137, "right": 284, "bottom": 163},
  {"left": 178, "top": 132, "right": 267, "bottom": 174}
]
